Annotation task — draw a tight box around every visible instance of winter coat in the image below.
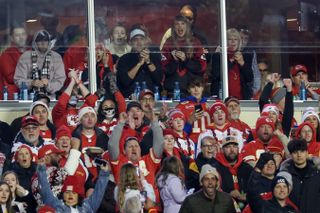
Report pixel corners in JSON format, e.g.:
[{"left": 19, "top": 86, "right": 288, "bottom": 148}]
[
  {"left": 215, "top": 153, "right": 253, "bottom": 194},
  {"left": 157, "top": 174, "right": 188, "bottom": 213},
  {"left": 179, "top": 190, "right": 236, "bottom": 213},
  {"left": 117, "top": 48, "right": 163, "bottom": 98},
  {"left": 281, "top": 159, "right": 320, "bottom": 213}
]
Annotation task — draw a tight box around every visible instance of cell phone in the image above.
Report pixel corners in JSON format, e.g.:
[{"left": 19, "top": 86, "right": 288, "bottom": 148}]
[
  {"left": 94, "top": 157, "right": 107, "bottom": 167},
  {"left": 195, "top": 104, "right": 203, "bottom": 113},
  {"left": 140, "top": 190, "right": 147, "bottom": 203}
]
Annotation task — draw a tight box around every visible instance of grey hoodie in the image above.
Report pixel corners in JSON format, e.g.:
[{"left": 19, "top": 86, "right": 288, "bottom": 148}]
[{"left": 14, "top": 30, "right": 65, "bottom": 97}]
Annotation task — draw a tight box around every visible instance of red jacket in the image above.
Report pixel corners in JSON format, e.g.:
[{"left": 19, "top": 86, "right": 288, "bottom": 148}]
[
  {"left": 52, "top": 92, "right": 98, "bottom": 132},
  {"left": 229, "top": 119, "right": 252, "bottom": 141},
  {"left": 118, "top": 124, "right": 150, "bottom": 155},
  {"left": 0, "top": 46, "right": 22, "bottom": 99},
  {"left": 241, "top": 138, "right": 284, "bottom": 165},
  {"left": 63, "top": 39, "right": 87, "bottom": 86}
]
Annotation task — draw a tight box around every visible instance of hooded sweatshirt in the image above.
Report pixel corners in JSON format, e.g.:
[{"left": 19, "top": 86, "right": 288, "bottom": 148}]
[
  {"left": 296, "top": 122, "right": 320, "bottom": 157},
  {"left": 14, "top": 30, "right": 66, "bottom": 98}
]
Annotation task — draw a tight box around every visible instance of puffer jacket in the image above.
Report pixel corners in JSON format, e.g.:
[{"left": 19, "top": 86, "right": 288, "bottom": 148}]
[{"left": 157, "top": 174, "right": 188, "bottom": 213}]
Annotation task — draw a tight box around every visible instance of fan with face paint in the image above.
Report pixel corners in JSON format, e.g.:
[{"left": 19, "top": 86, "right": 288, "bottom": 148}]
[{"left": 96, "top": 97, "right": 119, "bottom": 136}]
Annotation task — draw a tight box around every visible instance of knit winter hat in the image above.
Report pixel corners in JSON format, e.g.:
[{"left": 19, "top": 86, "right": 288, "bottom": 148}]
[
  {"left": 61, "top": 175, "right": 85, "bottom": 197},
  {"left": 209, "top": 101, "right": 228, "bottom": 116},
  {"left": 270, "top": 87, "right": 286, "bottom": 104},
  {"left": 271, "top": 176, "right": 290, "bottom": 193},
  {"left": 38, "top": 205, "right": 55, "bottom": 213},
  {"left": 301, "top": 107, "right": 320, "bottom": 123},
  {"left": 256, "top": 116, "right": 275, "bottom": 131},
  {"left": 261, "top": 104, "right": 279, "bottom": 116},
  {"left": 78, "top": 106, "right": 97, "bottom": 121},
  {"left": 29, "top": 101, "right": 50, "bottom": 115},
  {"left": 255, "top": 152, "right": 275, "bottom": 170},
  {"left": 199, "top": 164, "right": 220, "bottom": 188},
  {"left": 163, "top": 129, "right": 176, "bottom": 137},
  {"left": 167, "top": 109, "right": 186, "bottom": 122},
  {"left": 276, "top": 171, "right": 293, "bottom": 191},
  {"left": 56, "top": 125, "right": 72, "bottom": 141}
]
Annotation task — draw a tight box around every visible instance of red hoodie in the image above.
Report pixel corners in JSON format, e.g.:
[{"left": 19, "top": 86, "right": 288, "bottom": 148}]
[{"left": 296, "top": 121, "right": 320, "bottom": 157}]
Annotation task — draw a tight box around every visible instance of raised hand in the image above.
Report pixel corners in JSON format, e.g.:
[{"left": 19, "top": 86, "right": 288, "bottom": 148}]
[
  {"left": 283, "top": 78, "right": 292, "bottom": 92},
  {"left": 119, "top": 112, "right": 128, "bottom": 124}
]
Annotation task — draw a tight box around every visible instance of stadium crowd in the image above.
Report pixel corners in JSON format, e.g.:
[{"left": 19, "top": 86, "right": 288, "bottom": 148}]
[{"left": 0, "top": 4, "right": 320, "bottom": 213}]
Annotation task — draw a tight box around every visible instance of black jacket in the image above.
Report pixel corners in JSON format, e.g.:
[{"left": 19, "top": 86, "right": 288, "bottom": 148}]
[
  {"left": 247, "top": 193, "right": 298, "bottom": 213},
  {"left": 215, "top": 157, "right": 253, "bottom": 194},
  {"left": 281, "top": 159, "right": 320, "bottom": 213},
  {"left": 72, "top": 125, "right": 109, "bottom": 151},
  {"left": 195, "top": 152, "right": 219, "bottom": 172},
  {"left": 4, "top": 162, "right": 38, "bottom": 213},
  {"left": 258, "top": 82, "right": 294, "bottom": 137},
  {"left": 117, "top": 48, "right": 163, "bottom": 98},
  {"left": 211, "top": 52, "right": 254, "bottom": 100}
]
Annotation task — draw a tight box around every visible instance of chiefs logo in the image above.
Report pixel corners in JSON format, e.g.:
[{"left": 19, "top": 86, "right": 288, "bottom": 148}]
[{"left": 67, "top": 114, "right": 79, "bottom": 126}]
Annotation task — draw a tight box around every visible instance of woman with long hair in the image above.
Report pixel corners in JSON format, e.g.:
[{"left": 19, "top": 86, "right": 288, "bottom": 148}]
[
  {"left": 156, "top": 156, "right": 188, "bottom": 213},
  {"left": 114, "top": 163, "right": 155, "bottom": 213},
  {"left": 161, "top": 15, "right": 206, "bottom": 98},
  {"left": 2, "top": 171, "right": 28, "bottom": 213},
  {"left": 0, "top": 181, "right": 15, "bottom": 213}
]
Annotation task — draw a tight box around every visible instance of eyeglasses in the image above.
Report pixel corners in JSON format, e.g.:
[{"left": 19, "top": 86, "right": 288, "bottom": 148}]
[
  {"left": 23, "top": 126, "right": 38, "bottom": 131},
  {"left": 202, "top": 144, "right": 215, "bottom": 149}
]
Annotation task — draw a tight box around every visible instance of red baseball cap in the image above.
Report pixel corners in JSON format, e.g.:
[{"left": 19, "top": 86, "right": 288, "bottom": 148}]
[
  {"left": 139, "top": 89, "right": 154, "bottom": 100},
  {"left": 290, "top": 64, "right": 308, "bottom": 76},
  {"left": 21, "top": 116, "right": 39, "bottom": 128},
  {"left": 38, "top": 144, "right": 64, "bottom": 159},
  {"left": 61, "top": 175, "right": 85, "bottom": 197}
]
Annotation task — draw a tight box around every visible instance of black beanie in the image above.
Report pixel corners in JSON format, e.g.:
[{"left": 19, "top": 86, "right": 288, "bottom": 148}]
[
  {"left": 271, "top": 176, "right": 289, "bottom": 193},
  {"left": 255, "top": 152, "right": 275, "bottom": 170}
]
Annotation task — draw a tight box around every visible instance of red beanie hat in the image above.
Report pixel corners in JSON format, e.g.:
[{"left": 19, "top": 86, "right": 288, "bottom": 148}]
[
  {"left": 38, "top": 205, "right": 55, "bottom": 213},
  {"left": 209, "top": 101, "right": 228, "bottom": 116},
  {"left": 56, "top": 125, "right": 72, "bottom": 141},
  {"left": 163, "top": 129, "right": 176, "bottom": 137},
  {"left": 61, "top": 175, "right": 85, "bottom": 197},
  {"left": 168, "top": 109, "right": 186, "bottom": 122},
  {"left": 256, "top": 116, "right": 275, "bottom": 131}
]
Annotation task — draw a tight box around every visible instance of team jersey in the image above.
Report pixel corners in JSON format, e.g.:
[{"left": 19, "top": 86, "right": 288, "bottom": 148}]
[
  {"left": 241, "top": 138, "right": 284, "bottom": 165},
  {"left": 176, "top": 98, "right": 211, "bottom": 143}
]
